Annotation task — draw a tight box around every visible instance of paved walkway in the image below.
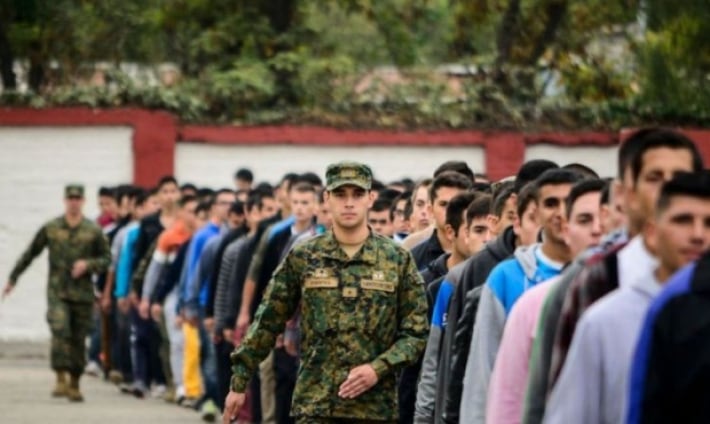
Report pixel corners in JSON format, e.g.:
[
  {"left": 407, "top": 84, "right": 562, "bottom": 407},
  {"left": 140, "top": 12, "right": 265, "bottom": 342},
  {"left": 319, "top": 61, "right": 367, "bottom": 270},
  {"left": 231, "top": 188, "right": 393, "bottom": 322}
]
[{"left": 0, "top": 342, "right": 201, "bottom": 424}]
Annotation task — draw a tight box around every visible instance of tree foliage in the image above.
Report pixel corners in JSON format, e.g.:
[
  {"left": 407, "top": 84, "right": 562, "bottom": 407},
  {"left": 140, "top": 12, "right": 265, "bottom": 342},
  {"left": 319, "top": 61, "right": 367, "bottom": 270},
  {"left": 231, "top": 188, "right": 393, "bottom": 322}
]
[{"left": 0, "top": 0, "right": 707, "bottom": 128}]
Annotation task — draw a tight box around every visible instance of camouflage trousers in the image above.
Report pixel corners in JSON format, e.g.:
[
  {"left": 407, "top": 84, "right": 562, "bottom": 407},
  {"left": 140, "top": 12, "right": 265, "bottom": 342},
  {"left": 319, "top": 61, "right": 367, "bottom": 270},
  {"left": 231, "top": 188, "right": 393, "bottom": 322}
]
[{"left": 46, "top": 294, "right": 93, "bottom": 376}]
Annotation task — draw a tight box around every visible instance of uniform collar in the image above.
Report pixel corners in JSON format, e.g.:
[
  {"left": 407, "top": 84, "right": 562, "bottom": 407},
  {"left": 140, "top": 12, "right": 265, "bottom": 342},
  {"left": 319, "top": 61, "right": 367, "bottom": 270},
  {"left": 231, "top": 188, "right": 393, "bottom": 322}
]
[{"left": 321, "top": 229, "right": 379, "bottom": 265}]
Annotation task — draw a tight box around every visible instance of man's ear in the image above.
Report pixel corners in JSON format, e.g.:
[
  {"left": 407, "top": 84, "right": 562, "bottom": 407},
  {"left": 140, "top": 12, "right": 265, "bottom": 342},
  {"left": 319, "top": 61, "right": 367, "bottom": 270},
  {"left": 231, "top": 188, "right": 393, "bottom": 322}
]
[
  {"left": 487, "top": 214, "right": 499, "bottom": 233},
  {"left": 444, "top": 223, "right": 456, "bottom": 243},
  {"left": 368, "top": 191, "right": 376, "bottom": 208}
]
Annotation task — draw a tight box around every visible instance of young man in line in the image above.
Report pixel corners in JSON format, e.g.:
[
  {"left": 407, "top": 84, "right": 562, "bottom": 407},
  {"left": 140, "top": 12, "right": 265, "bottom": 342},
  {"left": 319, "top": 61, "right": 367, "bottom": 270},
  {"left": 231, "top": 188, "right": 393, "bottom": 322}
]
[
  {"left": 521, "top": 128, "right": 704, "bottom": 424},
  {"left": 486, "top": 178, "right": 606, "bottom": 424},
  {"left": 545, "top": 171, "right": 710, "bottom": 424},
  {"left": 414, "top": 194, "right": 492, "bottom": 424},
  {"left": 460, "top": 169, "right": 583, "bottom": 424}
]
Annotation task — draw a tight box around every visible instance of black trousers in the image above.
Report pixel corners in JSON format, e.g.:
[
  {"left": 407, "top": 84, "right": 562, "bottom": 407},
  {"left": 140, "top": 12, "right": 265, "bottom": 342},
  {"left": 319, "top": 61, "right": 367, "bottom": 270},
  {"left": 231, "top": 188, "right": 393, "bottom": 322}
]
[
  {"left": 274, "top": 347, "right": 299, "bottom": 424},
  {"left": 215, "top": 338, "right": 235, "bottom": 410}
]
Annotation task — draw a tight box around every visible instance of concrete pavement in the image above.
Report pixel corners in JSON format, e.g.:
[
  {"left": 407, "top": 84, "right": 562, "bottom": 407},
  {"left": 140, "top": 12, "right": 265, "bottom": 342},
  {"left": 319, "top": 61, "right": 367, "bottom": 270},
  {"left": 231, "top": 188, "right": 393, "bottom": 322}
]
[{"left": 0, "top": 342, "right": 200, "bottom": 424}]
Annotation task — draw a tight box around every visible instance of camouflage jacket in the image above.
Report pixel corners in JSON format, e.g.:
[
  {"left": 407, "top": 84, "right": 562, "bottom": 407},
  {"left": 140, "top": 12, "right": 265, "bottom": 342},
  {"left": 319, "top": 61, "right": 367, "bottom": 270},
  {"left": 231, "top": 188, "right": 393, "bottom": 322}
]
[
  {"left": 231, "top": 230, "right": 429, "bottom": 420},
  {"left": 9, "top": 216, "right": 111, "bottom": 303}
]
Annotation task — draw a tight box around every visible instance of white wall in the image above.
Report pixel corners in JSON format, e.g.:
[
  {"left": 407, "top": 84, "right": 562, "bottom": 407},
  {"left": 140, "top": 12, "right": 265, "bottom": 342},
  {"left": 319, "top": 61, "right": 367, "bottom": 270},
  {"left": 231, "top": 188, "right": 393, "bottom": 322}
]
[
  {"left": 176, "top": 143, "right": 487, "bottom": 187},
  {"left": 0, "top": 126, "right": 133, "bottom": 341},
  {"left": 525, "top": 144, "right": 619, "bottom": 178}
]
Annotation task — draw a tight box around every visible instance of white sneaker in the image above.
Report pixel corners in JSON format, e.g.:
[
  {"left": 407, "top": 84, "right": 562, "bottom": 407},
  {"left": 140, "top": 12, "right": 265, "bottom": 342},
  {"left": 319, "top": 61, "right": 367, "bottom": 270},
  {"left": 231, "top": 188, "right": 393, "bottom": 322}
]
[
  {"left": 84, "top": 361, "right": 102, "bottom": 377},
  {"left": 150, "top": 384, "right": 167, "bottom": 399}
]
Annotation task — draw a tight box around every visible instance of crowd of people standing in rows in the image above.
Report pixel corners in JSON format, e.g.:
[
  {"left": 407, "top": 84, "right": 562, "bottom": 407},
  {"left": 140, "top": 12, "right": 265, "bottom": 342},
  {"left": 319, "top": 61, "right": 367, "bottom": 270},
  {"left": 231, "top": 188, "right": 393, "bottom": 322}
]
[{"left": 4, "top": 127, "right": 710, "bottom": 424}]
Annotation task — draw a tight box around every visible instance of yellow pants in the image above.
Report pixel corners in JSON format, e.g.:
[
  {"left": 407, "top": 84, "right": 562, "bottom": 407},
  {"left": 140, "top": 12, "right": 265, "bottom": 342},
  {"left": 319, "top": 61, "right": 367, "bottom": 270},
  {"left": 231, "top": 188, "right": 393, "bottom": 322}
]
[{"left": 182, "top": 323, "right": 203, "bottom": 398}]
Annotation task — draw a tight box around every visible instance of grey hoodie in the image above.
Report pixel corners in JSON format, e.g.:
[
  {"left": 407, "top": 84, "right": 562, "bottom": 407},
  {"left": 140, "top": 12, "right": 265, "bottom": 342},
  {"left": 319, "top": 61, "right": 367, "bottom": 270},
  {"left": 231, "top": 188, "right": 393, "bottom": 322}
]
[{"left": 460, "top": 244, "right": 562, "bottom": 424}]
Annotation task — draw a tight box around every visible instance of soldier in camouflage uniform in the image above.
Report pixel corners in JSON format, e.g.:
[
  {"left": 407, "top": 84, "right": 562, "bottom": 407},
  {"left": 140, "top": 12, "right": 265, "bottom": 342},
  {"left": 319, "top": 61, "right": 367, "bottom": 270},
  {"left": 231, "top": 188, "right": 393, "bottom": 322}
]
[
  {"left": 223, "top": 162, "right": 429, "bottom": 424},
  {"left": 3, "top": 184, "right": 111, "bottom": 402}
]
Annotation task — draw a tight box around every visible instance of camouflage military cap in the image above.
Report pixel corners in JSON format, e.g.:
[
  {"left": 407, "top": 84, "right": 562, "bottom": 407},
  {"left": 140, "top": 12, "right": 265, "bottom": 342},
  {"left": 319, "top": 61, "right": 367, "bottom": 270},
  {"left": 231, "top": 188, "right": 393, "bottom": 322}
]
[
  {"left": 64, "top": 184, "right": 85, "bottom": 198},
  {"left": 326, "top": 161, "right": 373, "bottom": 191}
]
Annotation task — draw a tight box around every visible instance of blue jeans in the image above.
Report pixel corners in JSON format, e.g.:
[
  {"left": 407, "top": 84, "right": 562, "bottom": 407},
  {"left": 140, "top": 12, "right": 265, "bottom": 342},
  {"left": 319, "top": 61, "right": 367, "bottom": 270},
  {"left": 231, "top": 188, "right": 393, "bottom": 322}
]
[
  {"left": 197, "top": 308, "right": 218, "bottom": 404},
  {"left": 130, "top": 308, "right": 166, "bottom": 388}
]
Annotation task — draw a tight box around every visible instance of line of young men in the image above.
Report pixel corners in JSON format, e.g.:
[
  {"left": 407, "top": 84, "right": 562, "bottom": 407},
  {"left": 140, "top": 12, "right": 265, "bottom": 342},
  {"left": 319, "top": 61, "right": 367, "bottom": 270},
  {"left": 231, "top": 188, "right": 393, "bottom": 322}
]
[
  {"left": 398, "top": 127, "right": 710, "bottom": 424},
  {"left": 82, "top": 170, "right": 337, "bottom": 422}
]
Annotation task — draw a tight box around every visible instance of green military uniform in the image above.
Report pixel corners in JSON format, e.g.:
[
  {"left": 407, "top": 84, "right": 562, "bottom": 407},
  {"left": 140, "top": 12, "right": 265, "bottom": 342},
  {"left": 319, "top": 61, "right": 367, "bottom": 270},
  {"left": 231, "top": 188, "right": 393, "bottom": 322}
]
[
  {"left": 230, "top": 162, "right": 429, "bottom": 422},
  {"left": 8, "top": 185, "right": 111, "bottom": 377}
]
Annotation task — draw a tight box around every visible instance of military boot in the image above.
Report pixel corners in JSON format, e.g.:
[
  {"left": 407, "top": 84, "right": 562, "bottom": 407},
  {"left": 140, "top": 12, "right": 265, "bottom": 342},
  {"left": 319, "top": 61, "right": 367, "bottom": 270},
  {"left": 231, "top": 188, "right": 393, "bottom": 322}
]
[
  {"left": 51, "top": 371, "right": 69, "bottom": 397},
  {"left": 67, "top": 374, "right": 84, "bottom": 402}
]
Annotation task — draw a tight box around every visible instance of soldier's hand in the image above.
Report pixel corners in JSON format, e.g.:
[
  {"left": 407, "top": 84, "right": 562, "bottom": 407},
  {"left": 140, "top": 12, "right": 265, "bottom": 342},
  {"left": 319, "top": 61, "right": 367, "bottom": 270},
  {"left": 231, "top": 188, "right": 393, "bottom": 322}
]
[
  {"left": 236, "top": 311, "right": 250, "bottom": 330},
  {"left": 338, "top": 364, "right": 379, "bottom": 399},
  {"left": 71, "top": 260, "right": 89, "bottom": 278},
  {"left": 150, "top": 303, "right": 163, "bottom": 322},
  {"left": 284, "top": 338, "right": 299, "bottom": 357},
  {"left": 138, "top": 299, "right": 150, "bottom": 320},
  {"left": 222, "top": 390, "right": 246, "bottom": 424},
  {"left": 2, "top": 282, "right": 13, "bottom": 300}
]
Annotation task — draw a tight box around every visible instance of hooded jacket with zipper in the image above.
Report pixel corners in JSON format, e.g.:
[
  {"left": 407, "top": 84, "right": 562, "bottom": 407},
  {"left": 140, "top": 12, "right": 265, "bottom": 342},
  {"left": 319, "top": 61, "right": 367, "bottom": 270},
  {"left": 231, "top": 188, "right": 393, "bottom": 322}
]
[
  {"left": 460, "top": 244, "right": 564, "bottom": 424},
  {"left": 442, "top": 225, "right": 517, "bottom": 423}
]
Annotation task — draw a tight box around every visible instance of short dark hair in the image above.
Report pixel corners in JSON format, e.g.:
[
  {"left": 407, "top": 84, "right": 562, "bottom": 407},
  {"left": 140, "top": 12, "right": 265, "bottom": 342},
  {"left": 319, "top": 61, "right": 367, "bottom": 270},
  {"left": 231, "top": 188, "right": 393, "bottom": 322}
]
[
  {"left": 472, "top": 182, "right": 492, "bottom": 194},
  {"left": 600, "top": 177, "right": 614, "bottom": 205},
  {"left": 429, "top": 171, "right": 473, "bottom": 202},
  {"left": 533, "top": 169, "right": 584, "bottom": 201},
  {"left": 565, "top": 179, "right": 606, "bottom": 220},
  {"left": 434, "top": 161, "right": 475, "bottom": 182},
  {"left": 318, "top": 188, "right": 327, "bottom": 204},
  {"left": 280, "top": 173, "right": 299, "bottom": 191},
  {"left": 371, "top": 179, "right": 386, "bottom": 192},
  {"left": 254, "top": 182, "right": 274, "bottom": 196},
  {"left": 229, "top": 201, "right": 245, "bottom": 215},
  {"left": 235, "top": 168, "right": 254, "bottom": 182},
  {"left": 378, "top": 188, "right": 402, "bottom": 203},
  {"left": 115, "top": 184, "right": 136, "bottom": 203},
  {"left": 245, "top": 191, "right": 268, "bottom": 212},
  {"left": 291, "top": 182, "right": 316, "bottom": 195},
  {"left": 516, "top": 182, "right": 538, "bottom": 219},
  {"left": 514, "top": 160, "right": 559, "bottom": 193},
  {"left": 180, "top": 183, "right": 197, "bottom": 193},
  {"left": 99, "top": 186, "right": 115, "bottom": 198},
  {"left": 390, "top": 191, "right": 413, "bottom": 221},
  {"left": 492, "top": 186, "right": 516, "bottom": 218},
  {"left": 215, "top": 188, "right": 235, "bottom": 198},
  {"left": 467, "top": 194, "right": 493, "bottom": 224},
  {"left": 134, "top": 189, "right": 150, "bottom": 207},
  {"left": 626, "top": 128, "right": 703, "bottom": 187},
  {"left": 446, "top": 192, "right": 477, "bottom": 235},
  {"left": 197, "top": 187, "right": 215, "bottom": 200},
  {"left": 296, "top": 172, "right": 323, "bottom": 188},
  {"left": 157, "top": 175, "right": 178, "bottom": 189},
  {"left": 195, "top": 200, "right": 212, "bottom": 216},
  {"left": 563, "top": 163, "right": 599, "bottom": 179},
  {"left": 370, "top": 198, "right": 392, "bottom": 214},
  {"left": 178, "top": 195, "right": 197, "bottom": 207},
  {"left": 656, "top": 171, "right": 710, "bottom": 216}
]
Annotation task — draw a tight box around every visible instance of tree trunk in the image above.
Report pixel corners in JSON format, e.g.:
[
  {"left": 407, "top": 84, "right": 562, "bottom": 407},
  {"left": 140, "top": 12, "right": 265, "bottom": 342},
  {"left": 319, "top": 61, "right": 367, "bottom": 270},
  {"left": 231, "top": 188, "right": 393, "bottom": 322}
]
[
  {"left": 526, "top": 0, "right": 568, "bottom": 66},
  {"left": 495, "top": 0, "right": 522, "bottom": 67},
  {"left": 0, "top": 21, "right": 17, "bottom": 90}
]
